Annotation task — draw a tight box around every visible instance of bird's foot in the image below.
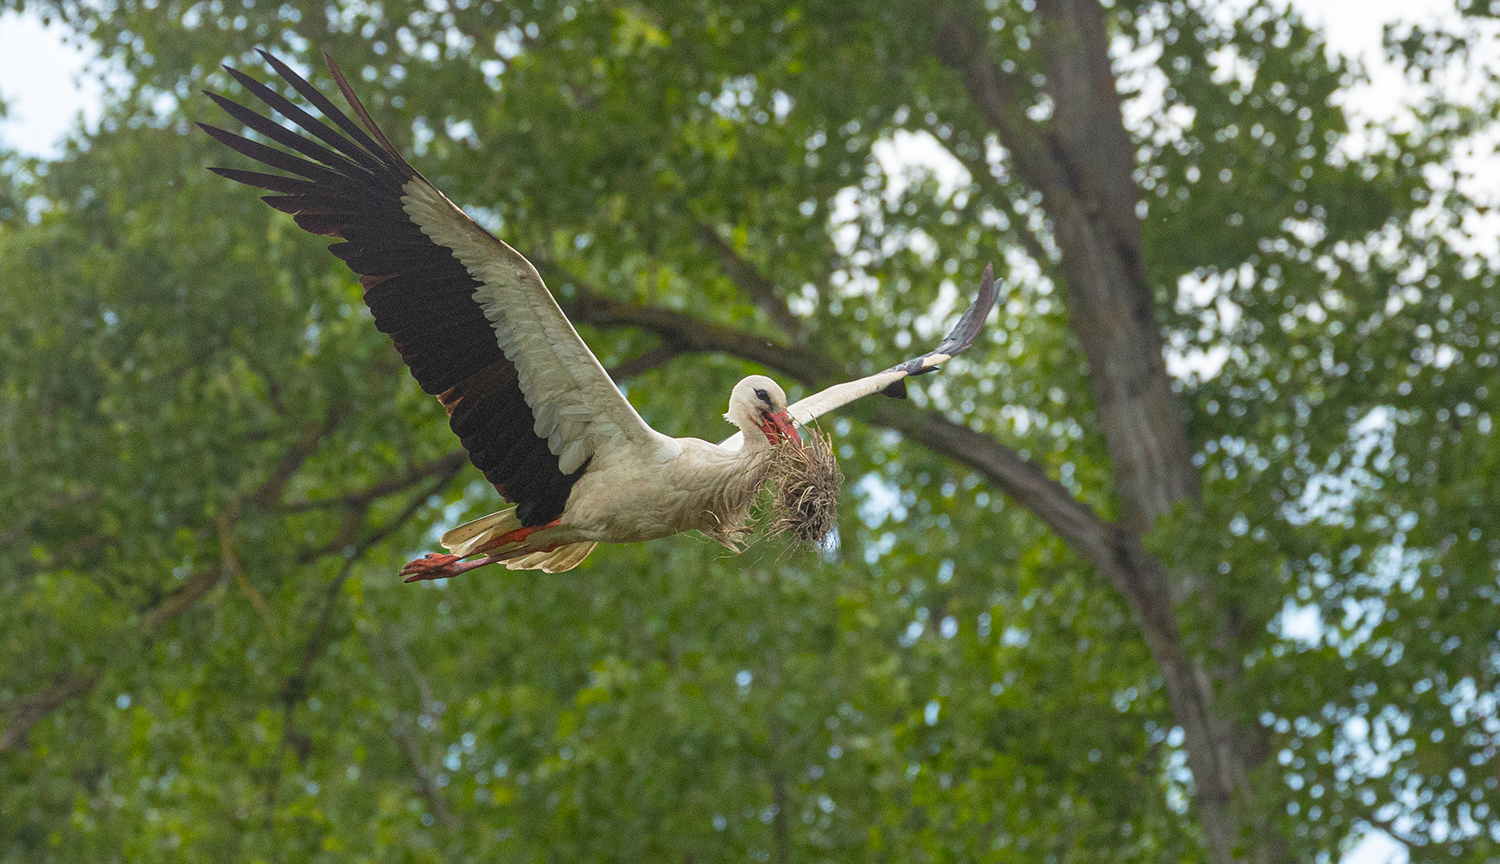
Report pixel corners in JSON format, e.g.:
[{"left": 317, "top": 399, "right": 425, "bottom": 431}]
[
  {"left": 400, "top": 552, "right": 462, "bottom": 582},
  {"left": 401, "top": 551, "right": 516, "bottom": 583}
]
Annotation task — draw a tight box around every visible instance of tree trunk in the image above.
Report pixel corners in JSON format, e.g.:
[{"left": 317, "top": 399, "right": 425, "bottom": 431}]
[{"left": 935, "top": 3, "right": 1283, "bottom": 861}]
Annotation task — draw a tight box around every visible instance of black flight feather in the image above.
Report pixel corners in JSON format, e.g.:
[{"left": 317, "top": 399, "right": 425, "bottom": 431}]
[{"left": 202, "top": 50, "right": 584, "bottom": 526}]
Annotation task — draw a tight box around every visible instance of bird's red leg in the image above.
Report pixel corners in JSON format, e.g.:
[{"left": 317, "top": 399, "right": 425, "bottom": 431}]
[
  {"left": 470, "top": 521, "right": 560, "bottom": 555},
  {"left": 398, "top": 520, "right": 562, "bottom": 582}
]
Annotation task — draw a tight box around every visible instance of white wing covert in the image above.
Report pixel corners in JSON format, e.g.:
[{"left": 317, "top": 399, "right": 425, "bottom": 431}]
[{"left": 401, "top": 179, "right": 661, "bottom": 473}]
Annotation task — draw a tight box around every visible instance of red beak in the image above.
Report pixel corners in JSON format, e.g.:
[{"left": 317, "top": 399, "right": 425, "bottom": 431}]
[{"left": 757, "top": 410, "right": 802, "bottom": 446}]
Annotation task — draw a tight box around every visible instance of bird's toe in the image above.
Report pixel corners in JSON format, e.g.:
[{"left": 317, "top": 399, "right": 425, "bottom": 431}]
[{"left": 400, "top": 552, "right": 460, "bottom": 582}]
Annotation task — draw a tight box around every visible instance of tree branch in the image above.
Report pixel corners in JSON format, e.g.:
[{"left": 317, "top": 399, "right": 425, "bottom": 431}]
[
  {"left": 282, "top": 451, "right": 469, "bottom": 514},
  {"left": 767, "top": 714, "right": 793, "bottom": 864},
  {"left": 0, "top": 667, "right": 100, "bottom": 754},
  {"left": 948, "top": 143, "right": 1054, "bottom": 268},
  {"left": 249, "top": 404, "right": 350, "bottom": 511},
  {"left": 266, "top": 463, "right": 466, "bottom": 822},
  {"left": 606, "top": 343, "right": 684, "bottom": 381},
  {"left": 292, "top": 461, "right": 465, "bottom": 703},
  {"left": 5, "top": 408, "right": 356, "bottom": 756},
  {"left": 391, "top": 718, "right": 459, "bottom": 828},
  {"left": 933, "top": 15, "right": 1068, "bottom": 211},
  {"left": 870, "top": 401, "right": 1118, "bottom": 569},
  {"left": 361, "top": 620, "right": 458, "bottom": 829},
  {"left": 141, "top": 562, "right": 229, "bottom": 636},
  {"left": 221, "top": 513, "right": 281, "bottom": 648},
  {"left": 694, "top": 221, "right": 807, "bottom": 341},
  {"left": 1362, "top": 814, "right": 1426, "bottom": 850},
  {"left": 559, "top": 274, "right": 830, "bottom": 381}
]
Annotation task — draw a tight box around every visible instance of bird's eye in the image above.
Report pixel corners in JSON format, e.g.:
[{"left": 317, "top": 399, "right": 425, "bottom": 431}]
[{"left": 754, "top": 388, "right": 771, "bottom": 405}]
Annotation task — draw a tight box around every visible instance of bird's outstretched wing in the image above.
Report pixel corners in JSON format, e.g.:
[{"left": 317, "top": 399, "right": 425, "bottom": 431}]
[
  {"left": 201, "top": 50, "right": 661, "bottom": 526},
  {"left": 721, "top": 264, "right": 997, "bottom": 448}
]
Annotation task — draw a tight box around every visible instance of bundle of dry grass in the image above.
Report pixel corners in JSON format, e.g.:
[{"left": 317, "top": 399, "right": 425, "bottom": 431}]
[{"left": 763, "top": 427, "right": 843, "bottom": 547}]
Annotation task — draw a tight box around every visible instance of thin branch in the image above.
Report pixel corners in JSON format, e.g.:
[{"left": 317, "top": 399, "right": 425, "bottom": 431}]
[
  {"left": 391, "top": 717, "right": 458, "bottom": 828},
  {"left": 767, "top": 715, "right": 792, "bottom": 864},
  {"left": 933, "top": 14, "right": 1066, "bottom": 206},
  {"left": 0, "top": 667, "right": 100, "bottom": 754},
  {"left": 17, "top": 408, "right": 348, "bottom": 583},
  {"left": 141, "top": 562, "right": 228, "bottom": 636},
  {"left": 297, "top": 461, "right": 464, "bottom": 693},
  {"left": 267, "top": 463, "right": 464, "bottom": 823},
  {"left": 282, "top": 451, "right": 468, "bottom": 514},
  {"left": 560, "top": 276, "right": 830, "bottom": 381},
  {"left": 948, "top": 144, "right": 1053, "bottom": 267},
  {"left": 694, "top": 221, "right": 806, "bottom": 341},
  {"left": 391, "top": 632, "right": 440, "bottom": 727},
  {"left": 6, "top": 410, "right": 353, "bottom": 754},
  {"left": 1363, "top": 814, "right": 1427, "bottom": 849},
  {"left": 249, "top": 404, "right": 350, "bottom": 511},
  {"left": 607, "top": 343, "right": 684, "bottom": 381},
  {"left": 293, "top": 503, "right": 369, "bottom": 565},
  {"left": 360, "top": 619, "right": 458, "bottom": 829},
  {"left": 221, "top": 513, "right": 281, "bottom": 649}
]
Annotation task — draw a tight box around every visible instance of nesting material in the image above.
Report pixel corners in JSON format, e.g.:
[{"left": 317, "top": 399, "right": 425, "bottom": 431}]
[{"left": 764, "top": 426, "right": 843, "bottom": 547}]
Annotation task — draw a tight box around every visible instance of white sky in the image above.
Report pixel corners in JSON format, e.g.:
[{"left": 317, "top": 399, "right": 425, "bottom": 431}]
[
  {"left": 0, "top": 12, "right": 101, "bottom": 155},
  {"left": 0, "top": 3, "right": 1480, "bottom": 862}
]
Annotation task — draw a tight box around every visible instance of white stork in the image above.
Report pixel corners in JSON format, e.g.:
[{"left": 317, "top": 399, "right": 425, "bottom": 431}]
[{"left": 202, "top": 50, "right": 997, "bottom": 580}]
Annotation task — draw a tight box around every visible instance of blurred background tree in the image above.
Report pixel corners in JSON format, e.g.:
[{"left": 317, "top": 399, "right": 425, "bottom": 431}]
[{"left": 2, "top": 0, "right": 1498, "bottom": 862}]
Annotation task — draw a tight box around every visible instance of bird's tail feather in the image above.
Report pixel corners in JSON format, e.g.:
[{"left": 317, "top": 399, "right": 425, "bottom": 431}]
[
  {"left": 503, "top": 542, "right": 598, "bottom": 573},
  {"left": 440, "top": 508, "right": 523, "bottom": 558},
  {"left": 440, "top": 509, "right": 596, "bottom": 572}
]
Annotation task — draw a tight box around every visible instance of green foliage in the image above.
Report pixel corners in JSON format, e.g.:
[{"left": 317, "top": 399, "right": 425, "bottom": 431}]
[{"left": 3, "top": 0, "right": 1498, "bottom": 861}]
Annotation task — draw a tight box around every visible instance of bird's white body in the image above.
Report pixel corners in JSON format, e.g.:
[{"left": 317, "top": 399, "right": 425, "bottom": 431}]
[
  {"left": 439, "top": 378, "right": 788, "bottom": 572},
  {"left": 564, "top": 436, "right": 771, "bottom": 544},
  {"left": 203, "top": 50, "right": 997, "bottom": 580}
]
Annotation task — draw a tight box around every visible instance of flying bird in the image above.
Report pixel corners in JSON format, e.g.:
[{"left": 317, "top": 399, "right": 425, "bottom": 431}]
[{"left": 202, "top": 50, "right": 997, "bottom": 580}]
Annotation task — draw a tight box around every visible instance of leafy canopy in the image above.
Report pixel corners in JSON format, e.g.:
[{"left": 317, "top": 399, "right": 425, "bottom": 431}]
[{"left": 3, "top": 1, "right": 1499, "bottom": 862}]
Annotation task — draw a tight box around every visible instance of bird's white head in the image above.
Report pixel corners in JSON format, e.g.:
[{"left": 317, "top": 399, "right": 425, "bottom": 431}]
[{"left": 725, "top": 375, "right": 801, "bottom": 448}]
